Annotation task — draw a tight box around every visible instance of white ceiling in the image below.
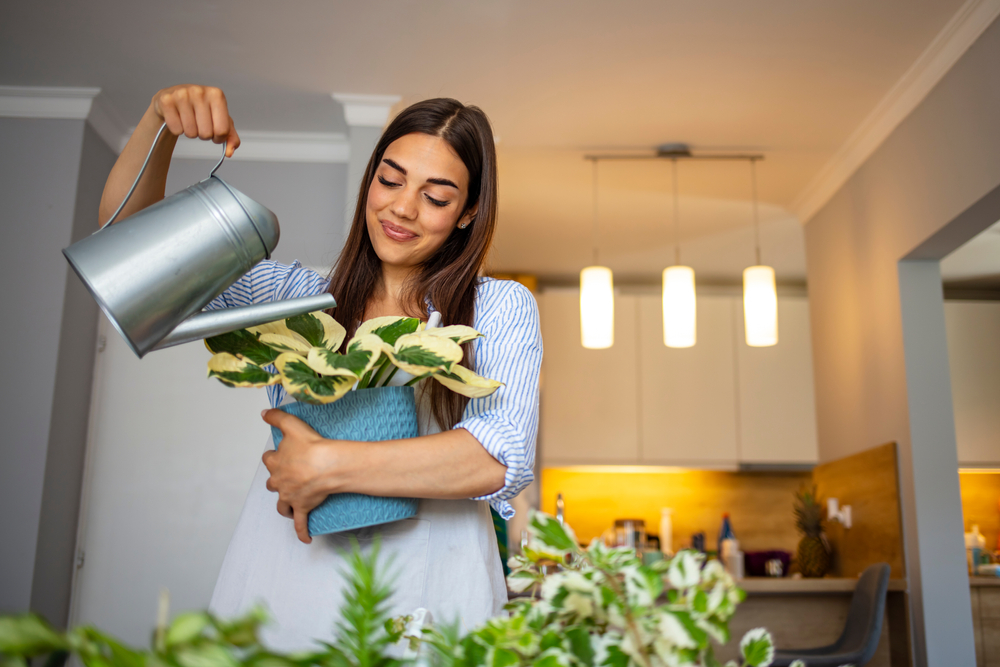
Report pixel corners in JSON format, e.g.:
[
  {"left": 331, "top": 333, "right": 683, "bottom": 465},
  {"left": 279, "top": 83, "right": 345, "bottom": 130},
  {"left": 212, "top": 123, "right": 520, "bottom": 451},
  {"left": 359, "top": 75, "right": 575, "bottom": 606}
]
[{"left": 3, "top": 0, "right": 989, "bottom": 282}]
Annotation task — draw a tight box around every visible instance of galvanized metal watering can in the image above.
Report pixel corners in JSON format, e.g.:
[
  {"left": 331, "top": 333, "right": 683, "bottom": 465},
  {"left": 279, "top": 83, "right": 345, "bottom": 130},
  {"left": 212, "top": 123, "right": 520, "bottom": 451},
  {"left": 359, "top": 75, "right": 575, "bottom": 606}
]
[{"left": 63, "top": 123, "right": 336, "bottom": 358}]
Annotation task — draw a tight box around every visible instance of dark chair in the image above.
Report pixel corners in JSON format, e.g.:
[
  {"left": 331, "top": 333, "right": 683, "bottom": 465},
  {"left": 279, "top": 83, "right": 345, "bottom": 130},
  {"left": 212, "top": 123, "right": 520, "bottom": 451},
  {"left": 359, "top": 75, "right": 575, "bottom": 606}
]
[{"left": 770, "top": 563, "right": 891, "bottom": 667}]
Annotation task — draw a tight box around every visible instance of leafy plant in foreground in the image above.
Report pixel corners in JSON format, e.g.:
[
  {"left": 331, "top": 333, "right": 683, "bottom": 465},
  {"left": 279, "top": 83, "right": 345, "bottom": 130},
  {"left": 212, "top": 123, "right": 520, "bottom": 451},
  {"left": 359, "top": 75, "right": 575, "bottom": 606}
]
[
  {"left": 0, "top": 514, "right": 807, "bottom": 667},
  {"left": 405, "top": 512, "right": 784, "bottom": 667}
]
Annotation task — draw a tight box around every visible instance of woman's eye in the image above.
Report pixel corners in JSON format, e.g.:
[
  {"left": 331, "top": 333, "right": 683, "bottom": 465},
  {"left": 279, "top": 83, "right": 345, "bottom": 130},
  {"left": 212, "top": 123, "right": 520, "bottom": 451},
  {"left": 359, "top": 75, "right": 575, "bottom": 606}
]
[
  {"left": 425, "top": 194, "right": 449, "bottom": 208},
  {"left": 377, "top": 175, "right": 400, "bottom": 187}
]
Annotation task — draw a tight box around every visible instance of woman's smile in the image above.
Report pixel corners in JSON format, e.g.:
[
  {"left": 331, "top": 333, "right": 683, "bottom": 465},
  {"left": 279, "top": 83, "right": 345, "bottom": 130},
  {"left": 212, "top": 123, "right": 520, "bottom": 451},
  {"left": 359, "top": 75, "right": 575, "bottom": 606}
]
[{"left": 380, "top": 218, "right": 419, "bottom": 242}]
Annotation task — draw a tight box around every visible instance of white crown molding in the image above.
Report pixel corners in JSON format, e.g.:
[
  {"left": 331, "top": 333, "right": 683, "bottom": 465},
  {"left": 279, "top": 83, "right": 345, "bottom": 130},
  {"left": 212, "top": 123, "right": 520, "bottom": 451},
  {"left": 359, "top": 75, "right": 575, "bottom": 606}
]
[
  {"left": 331, "top": 93, "right": 401, "bottom": 128},
  {"left": 166, "top": 130, "right": 350, "bottom": 163},
  {"left": 0, "top": 86, "right": 100, "bottom": 119},
  {"left": 791, "top": 0, "right": 1000, "bottom": 224},
  {"left": 87, "top": 94, "right": 131, "bottom": 151}
]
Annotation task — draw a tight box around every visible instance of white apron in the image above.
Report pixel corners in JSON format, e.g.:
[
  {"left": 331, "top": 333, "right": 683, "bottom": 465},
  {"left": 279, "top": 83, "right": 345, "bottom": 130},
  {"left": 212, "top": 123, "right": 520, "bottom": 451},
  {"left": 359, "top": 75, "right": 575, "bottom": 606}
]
[{"left": 209, "top": 386, "right": 508, "bottom": 652}]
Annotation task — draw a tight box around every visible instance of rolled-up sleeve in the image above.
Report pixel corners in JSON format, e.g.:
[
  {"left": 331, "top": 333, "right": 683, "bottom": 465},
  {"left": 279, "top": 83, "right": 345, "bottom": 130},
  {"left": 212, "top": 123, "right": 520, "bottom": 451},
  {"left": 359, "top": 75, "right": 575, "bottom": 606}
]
[
  {"left": 204, "top": 260, "right": 328, "bottom": 311},
  {"left": 455, "top": 280, "right": 542, "bottom": 519},
  {"left": 204, "top": 260, "right": 329, "bottom": 407}
]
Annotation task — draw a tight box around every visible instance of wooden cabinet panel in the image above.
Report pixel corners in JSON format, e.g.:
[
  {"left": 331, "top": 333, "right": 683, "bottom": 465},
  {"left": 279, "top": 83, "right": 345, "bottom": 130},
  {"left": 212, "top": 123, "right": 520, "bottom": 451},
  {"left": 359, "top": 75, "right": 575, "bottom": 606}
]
[
  {"left": 945, "top": 301, "right": 1000, "bottom": 465},
  {"left": 735, "top": 297, "right": 819, "bottom": 464},
  {"left": 637, "top": 295, "right": 739, "bottom": 465},
  {"left": 540, "top": 290, "right": 639, "bottom": 465}
]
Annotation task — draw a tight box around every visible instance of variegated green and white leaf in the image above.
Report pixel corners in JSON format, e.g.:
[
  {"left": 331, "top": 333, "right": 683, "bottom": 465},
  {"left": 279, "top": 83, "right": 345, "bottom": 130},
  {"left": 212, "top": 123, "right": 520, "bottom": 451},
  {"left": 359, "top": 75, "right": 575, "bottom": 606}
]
[
  {"left": 284, "top": 310, "right": 345, "bottom": 350},
  {"left": 306, "top": 334, "right": 384, "bottom": 378},
  {"left": 258, "top": 333, "right": 312, "bottom": 355},
  {"left": 422, "top": 325, "right": 483, "bottom": 344},
  {"left": 249, "top": 320, "right": 312, "bottom": 355},
  {"left": 355, "top": 316, "right": 423, "bottom": 346},
  {"left": 431, "top": 363, "right": 503, "bottom": 398},
  {"left": 204, "top": 329, "right": 280, "bottom": 366},
  {"left": 386, "top": 332, "right": 463, "bottom": 376},
  {"left": 274, "top": 353, "right": 355, "bottom": 404},
  {"left": 207, "top": 353, "right": 281, "bottom": 388}
]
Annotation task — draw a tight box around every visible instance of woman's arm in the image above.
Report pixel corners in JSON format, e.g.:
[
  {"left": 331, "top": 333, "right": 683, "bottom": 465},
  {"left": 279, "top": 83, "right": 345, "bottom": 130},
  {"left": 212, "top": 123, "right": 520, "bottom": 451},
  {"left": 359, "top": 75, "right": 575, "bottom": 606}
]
[
  {"left": 262, "top": 280, "right": 543, "bottom": 544},
  {"left": 98, "top": 85, "right": 240, "bottom": 227},
  {"left": 261, "top": 412, "right": 506, "bottom": 543}
]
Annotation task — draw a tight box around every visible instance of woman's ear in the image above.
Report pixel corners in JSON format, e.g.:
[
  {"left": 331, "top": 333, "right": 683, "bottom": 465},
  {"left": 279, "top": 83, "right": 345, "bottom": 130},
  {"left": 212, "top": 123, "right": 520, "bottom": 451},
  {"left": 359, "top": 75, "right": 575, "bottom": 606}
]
[{"left": 458, "top": 206, "right": 478, "bottom": 230}]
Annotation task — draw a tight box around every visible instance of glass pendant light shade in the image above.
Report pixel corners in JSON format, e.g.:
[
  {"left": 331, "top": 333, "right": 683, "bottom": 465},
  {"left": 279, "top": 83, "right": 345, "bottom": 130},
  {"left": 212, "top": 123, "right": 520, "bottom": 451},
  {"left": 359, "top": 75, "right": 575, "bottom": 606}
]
[
  {"left": 580, "top": 266, "right": 614, "bottom": 349},
  {"left": 743, "top": 265, "right": 778, "bottom": 347},
  {"left": 662, "top": 265, "right": 696, "bottom": 348}
]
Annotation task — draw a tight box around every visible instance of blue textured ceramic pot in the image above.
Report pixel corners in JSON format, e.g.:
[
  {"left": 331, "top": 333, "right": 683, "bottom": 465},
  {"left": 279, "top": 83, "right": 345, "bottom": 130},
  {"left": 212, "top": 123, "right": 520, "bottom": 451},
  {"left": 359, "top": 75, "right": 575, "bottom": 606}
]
[{"left": 270, "top": 385, "right": 419, "bottom": 536}]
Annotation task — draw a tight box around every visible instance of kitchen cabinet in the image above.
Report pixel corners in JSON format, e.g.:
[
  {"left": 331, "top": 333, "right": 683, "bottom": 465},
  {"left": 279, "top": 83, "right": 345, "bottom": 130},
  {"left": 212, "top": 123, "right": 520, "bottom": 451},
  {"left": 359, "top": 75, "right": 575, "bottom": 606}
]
[
  {"left": 539, "top": 290, "right": 640, "bottom": 465},
  {"left": 540, "top": 289, "right": 819, "bottom": 467},
  {"left": 637, "top": 295, "right": 739, "bottom": 465},
  {"left": 945, "top": 301, "right": 1000, "bottom": 466},
  {"left": 735, "top": 297, "right": 819, "bottom": 464}
]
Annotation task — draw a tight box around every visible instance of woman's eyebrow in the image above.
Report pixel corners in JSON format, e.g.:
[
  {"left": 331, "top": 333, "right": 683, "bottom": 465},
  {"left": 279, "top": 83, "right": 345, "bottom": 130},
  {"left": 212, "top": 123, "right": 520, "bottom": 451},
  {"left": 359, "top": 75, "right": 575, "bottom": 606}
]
[
  {"left": 427, "top": 177, "right": 459, "bottom": 189},
  {"left": 382, "top": 157, "right": 459, "bottom": 190}
]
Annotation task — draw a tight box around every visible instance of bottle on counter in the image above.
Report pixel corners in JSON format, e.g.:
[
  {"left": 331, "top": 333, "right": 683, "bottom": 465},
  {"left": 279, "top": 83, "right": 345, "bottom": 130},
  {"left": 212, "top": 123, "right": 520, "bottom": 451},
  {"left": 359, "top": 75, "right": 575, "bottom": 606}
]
[
  {"left": 718, "top": 514, "right": 744, "bottom": 579},
  {"left": 967, "top": 524, "right": 987, "bottom": 574},
  {"left": 660, "top": 508, "right": 674, "bottom": 557}
]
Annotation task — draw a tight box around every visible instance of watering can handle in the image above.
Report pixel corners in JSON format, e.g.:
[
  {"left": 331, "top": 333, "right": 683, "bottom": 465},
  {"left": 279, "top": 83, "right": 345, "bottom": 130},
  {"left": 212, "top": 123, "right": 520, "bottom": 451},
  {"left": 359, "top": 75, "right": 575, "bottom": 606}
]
[{"left": 100, "top": 122, "right": 228, "bottom": 230}]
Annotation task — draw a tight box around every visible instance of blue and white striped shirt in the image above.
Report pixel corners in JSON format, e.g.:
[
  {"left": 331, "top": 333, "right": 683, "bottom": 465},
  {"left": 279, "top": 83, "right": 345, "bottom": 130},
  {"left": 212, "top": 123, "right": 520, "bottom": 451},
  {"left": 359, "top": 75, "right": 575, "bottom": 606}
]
[{"left": 206, "top": 260, "right": 542, "bottom": 519}]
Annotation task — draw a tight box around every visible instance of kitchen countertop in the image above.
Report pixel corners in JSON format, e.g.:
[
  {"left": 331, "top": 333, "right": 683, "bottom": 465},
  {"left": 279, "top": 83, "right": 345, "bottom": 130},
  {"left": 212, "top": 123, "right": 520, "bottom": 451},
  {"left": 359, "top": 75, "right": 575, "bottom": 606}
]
[
  {"left": 737, "top": 576, "right": 907, "bottom": 593},
  {"left": 970, "top": 576, "right": 1000, "bottom": 586}
]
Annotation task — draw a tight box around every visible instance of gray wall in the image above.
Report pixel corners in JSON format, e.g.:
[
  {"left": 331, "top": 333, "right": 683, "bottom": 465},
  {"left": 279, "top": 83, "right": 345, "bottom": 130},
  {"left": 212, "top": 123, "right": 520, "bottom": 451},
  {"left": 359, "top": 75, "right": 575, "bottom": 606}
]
[
  {"left": 165, "top": 159, "right": 348, "bottom": 272},
  {"left": 30, "top": 123, "right": 115, "bottom": 626},
  {"left": 804, "top": 15, "right": 1000, "bottom": 666},
  {"left": 0, "top": 117, "right": 347, "bottom": 624},
  {"left": 0, "top": 117, "right": 107, "bottom": 621}
]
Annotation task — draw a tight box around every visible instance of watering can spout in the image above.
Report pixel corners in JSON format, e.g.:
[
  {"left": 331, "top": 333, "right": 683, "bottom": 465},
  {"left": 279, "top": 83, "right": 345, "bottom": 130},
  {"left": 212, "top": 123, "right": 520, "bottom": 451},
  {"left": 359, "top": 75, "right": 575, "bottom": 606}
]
[
  {"left": 63, "top": 123, "right": 334, "bottom": 358},
  {"left": 150, "top": 293, "right": 337, "bottom": 352}
]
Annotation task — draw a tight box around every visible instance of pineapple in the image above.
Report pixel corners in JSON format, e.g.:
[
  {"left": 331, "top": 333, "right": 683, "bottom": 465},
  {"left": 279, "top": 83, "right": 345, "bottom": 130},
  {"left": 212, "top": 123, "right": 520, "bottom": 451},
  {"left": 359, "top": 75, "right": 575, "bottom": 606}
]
[{"left": 794, "top": 484, "right": 831, "bottom": 578}]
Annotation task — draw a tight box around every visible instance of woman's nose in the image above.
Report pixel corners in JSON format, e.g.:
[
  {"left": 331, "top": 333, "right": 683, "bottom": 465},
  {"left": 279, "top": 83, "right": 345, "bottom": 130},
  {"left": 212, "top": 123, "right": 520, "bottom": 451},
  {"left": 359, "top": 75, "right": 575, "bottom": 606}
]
[{"left": 391, "top": 186, "right": 419, "bottom": 220}]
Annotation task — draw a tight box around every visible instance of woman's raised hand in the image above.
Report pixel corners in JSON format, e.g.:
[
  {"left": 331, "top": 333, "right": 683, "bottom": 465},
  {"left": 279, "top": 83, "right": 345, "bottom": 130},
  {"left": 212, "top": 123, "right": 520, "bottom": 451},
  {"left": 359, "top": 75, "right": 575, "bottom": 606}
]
[
  {"left": 99, "top": 84, "right": 242, "bottom": 225},
  {"left": 152, "top": 84, "right": 240, "bottom": 157}
]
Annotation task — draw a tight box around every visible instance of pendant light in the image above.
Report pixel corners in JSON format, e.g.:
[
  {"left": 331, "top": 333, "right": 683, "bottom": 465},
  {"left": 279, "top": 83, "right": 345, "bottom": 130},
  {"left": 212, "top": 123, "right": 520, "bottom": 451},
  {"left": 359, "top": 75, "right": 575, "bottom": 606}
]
[
  {"left": 743, "top": 159, "right": 778, "bottom": 347},
  {"left": 581, "top": 160, "right": 614, "bottom": 349},
  {"left": 662, "top": 159, "right": 696, "bottom": 348}
]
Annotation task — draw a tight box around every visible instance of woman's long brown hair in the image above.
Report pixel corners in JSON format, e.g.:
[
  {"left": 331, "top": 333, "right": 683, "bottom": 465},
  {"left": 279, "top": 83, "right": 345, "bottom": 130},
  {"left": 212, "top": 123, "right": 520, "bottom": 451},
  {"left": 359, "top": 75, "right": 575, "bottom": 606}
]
[{"left": 325, "top": 98, "right": 498, "bottom": 429}]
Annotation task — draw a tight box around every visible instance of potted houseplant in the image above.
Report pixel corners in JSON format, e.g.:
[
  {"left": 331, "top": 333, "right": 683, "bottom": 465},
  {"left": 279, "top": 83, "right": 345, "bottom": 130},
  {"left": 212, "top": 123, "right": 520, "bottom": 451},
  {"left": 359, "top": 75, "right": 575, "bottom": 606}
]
[{"left": 203, "top": 310, "right": 502, "bottom": 536}]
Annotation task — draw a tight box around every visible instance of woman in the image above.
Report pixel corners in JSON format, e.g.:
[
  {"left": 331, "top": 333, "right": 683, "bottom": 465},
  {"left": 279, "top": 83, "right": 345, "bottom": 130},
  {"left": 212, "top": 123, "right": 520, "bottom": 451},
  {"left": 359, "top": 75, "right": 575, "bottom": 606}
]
[{"left": 99, "top": 85, "right": 541, "bottom": 649}]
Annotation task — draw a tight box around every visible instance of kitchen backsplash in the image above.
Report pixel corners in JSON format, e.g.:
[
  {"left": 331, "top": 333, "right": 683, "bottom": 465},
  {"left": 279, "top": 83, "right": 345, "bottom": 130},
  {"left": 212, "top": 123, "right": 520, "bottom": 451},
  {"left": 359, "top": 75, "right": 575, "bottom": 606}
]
[
  {"left": 540, "top": 467, "right": 811, "bottom": 553},
  {"left": 960, "top": 471, "right": 1000, "bottom": 553}
]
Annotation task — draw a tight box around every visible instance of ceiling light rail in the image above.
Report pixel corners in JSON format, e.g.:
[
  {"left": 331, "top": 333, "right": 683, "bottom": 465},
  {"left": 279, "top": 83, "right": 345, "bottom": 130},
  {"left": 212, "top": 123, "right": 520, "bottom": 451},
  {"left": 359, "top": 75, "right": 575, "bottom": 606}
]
[{"left": 583, "top": 143, "right": 765, "bottom": 163}]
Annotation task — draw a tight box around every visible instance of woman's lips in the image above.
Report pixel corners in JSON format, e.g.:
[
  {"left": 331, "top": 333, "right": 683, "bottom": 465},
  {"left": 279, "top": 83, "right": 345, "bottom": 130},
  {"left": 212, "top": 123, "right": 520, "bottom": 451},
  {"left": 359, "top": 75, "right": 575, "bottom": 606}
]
[{"left": 381, "top": 220, "right": 418, "bottom": 242}]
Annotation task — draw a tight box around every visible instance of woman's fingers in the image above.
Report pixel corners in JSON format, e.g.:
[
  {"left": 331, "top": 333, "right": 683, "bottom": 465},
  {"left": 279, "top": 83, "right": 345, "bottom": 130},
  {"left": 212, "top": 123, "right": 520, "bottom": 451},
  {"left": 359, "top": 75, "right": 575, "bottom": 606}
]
[
  {"left": 153, "top": 85, "right": 237, "bottom": 152},
  {"left": 293, "top": 508, "right": 312, "bottom": 544},
  {"left": 276, "top": 499, "right": 293, "bottom": 519},
  {"left": 225, "top": 120, "right": 240, "bottom": 157}
]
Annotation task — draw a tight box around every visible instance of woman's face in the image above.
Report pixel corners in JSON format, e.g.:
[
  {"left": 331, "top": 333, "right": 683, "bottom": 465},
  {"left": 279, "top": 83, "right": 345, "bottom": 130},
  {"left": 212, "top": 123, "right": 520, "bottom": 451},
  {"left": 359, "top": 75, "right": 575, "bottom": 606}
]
[{"left": 366, "top": 132, "right": 476, "bottom": 272}]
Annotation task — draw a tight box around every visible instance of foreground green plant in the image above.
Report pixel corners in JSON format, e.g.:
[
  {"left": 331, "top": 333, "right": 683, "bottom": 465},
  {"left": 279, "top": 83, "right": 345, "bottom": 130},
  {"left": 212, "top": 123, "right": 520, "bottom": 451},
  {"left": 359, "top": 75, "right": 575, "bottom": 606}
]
[
  {"left": 204, "top": 311, "right": 502, "bottom": 404},
  {"left": 0, "top": 543, "right": 404, "bottom": 667},
  {"left": 0, "top": 513, "right": 804, "bottom": 667},
  {"left": 407, "top": 512, "right": 782, "bottom": 667}
]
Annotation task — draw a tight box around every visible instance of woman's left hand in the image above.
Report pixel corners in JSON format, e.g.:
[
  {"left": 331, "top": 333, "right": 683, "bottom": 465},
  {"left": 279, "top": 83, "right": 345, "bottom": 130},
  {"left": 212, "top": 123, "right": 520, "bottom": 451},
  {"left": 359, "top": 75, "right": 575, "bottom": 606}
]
[{"left": 261, "top": 409, "right": 342, "bottom": 544}]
